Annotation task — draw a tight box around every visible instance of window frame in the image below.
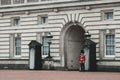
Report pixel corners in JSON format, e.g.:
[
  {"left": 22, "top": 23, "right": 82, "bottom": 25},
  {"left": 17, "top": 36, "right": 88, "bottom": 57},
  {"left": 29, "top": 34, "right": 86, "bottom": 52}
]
[
  {"left": 11, "top": 17, "right": 20, "bottom": 26},
  {"left": 14, "top": 34, "right": 21, "bottom": 57},
  {"left": 102, "top": 10, "right": 114, "bottom": 21},
  {"left": 104, "top": 30, "right": 115, "bottom": 57},
  {"left": 42, "top": 36, "right": 49, "bottom": 57},
  {"left": 38, "top": 15, "right": 48, "bottom": 25}
]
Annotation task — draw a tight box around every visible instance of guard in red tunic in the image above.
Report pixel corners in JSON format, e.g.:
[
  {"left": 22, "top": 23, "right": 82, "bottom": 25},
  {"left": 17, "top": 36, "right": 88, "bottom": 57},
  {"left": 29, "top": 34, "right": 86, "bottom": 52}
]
[{"left": 79, "top": 50, "right": 85, "bottom": 71}]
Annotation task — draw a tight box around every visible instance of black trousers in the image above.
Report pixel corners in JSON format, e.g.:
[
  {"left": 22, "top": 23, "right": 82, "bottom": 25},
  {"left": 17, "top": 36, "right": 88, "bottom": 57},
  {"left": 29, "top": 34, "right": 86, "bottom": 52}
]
[{"left": 80, "top": 63, "right": 85, "bottom": 71}]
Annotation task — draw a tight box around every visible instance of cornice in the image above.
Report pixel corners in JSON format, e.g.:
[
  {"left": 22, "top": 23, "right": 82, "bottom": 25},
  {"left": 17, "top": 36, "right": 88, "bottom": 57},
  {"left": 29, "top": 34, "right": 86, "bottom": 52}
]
[{"left": 0, "top": 0, "right": 120, "bottom": 12}]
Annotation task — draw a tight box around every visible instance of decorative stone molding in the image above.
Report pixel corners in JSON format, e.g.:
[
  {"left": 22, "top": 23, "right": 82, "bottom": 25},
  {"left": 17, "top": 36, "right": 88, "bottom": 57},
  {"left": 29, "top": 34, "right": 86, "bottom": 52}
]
[
  {"left": 0, "top": 13, "right": 3, "bottom": 17},
  {"left": 53, "top": 8, "right": 59, "bottom": 12},
  {"left": 85, "top": 6, "right": 91, "bottom": 10},
  {"left": 25, "top": 11, "right": 30, "bottom": 15}
]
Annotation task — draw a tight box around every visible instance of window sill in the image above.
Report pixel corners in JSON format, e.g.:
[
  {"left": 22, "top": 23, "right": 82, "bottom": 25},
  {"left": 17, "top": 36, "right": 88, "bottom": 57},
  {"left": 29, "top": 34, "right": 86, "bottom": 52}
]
[
  {"left": 102, "top": 20, "right": 114, "bottom": 22},
  {"left": 13, "top": 56, "right": 22, "bottom": 59},
  {"left": 102, "top": 57, "right": 115, "bottom": 60},
  {"left": 42, "top": 55, "right": 48, "bottom": 59},
  {"left": 103, "top": 19, "right": 114, "bottom": 21}
]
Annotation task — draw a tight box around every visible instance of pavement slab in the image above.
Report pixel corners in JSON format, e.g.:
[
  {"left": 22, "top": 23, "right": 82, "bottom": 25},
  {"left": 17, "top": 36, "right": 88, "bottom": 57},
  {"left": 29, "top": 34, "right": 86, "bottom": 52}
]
[{"left": 0, "top": 70, "right": 119, "bottom": 80}]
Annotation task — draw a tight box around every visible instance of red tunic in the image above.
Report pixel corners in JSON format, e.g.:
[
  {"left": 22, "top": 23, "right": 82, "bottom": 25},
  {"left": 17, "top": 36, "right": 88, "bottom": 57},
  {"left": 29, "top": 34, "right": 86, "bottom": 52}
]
[{"left": 80, "top": 54, "right": 85, "bottom": 64}]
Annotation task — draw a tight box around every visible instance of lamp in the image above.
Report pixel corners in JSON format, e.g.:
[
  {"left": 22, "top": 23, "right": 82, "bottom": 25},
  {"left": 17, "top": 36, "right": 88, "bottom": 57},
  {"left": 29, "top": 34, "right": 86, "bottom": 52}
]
[
  {"left": 84, "top": 31, "right": 91, "bottom": 39},
  {"left": 84, "top": 31, "right": 91, "bottom": 48},
  {"left": 46, "top": 32, "right": 53, "bottom": 58},
  {"left": 45, "top": 32, "right": 53, "bottom": 70}
]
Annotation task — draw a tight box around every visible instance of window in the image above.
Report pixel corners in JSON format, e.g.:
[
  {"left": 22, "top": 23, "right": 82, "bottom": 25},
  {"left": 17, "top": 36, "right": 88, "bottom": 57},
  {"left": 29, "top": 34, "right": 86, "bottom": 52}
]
[
  {"left": 41, "top": 16, "right": 48, "bottom": 24},
  {"left": 42, "top": 37, "right": 49, "bottom": 55},
  {"left": 1, "top": 0, "right": 11, "bottom": 5},
  {"left": 12, "top": 17, "right": 20, "bottom": 26},
  {"left": 103, "top": 11, "right": 113, "bottom": 20},
  {"left": 10, "top": 34, "right": 21, "bottom": 58},
  {"left": 15, "top": 37, "right": 21, "bottom": 56},
  {"left": 13, "top": 0, "right": 24, "bottom": 4},
  {"left": 27, "top": 0, "right": 39, "bottom": 3},
  {"left": 105, "top": 34, "right": 115, "bottom": 57},
  {"left": 38, "top": 15, "right": 48, "bottom": 24}
]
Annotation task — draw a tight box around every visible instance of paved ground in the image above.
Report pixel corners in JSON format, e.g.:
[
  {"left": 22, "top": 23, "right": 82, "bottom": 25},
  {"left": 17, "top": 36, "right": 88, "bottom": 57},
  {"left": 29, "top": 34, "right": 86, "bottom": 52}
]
[{"left": 0, "top": 70, "right": 119, "bottom": 80}]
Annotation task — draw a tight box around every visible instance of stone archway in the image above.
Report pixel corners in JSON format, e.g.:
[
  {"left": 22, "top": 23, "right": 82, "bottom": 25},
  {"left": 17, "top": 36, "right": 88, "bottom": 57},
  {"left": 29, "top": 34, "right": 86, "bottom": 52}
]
[{"left": 61, "top": 23, "right": 85, "bottom": 70}]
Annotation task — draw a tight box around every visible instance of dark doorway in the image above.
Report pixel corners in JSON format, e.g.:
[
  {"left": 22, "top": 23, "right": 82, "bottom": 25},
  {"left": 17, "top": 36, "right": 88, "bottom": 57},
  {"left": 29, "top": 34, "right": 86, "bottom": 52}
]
[{"left": 64, "top": 25, "right": 85, "bottom": 70}]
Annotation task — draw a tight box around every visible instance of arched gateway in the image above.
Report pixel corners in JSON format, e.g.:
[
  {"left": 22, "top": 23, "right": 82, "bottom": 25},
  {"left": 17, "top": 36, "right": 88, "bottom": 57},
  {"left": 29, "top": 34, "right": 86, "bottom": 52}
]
[{"left": 61, "top": 23, "right": 85, "bottom": 70}]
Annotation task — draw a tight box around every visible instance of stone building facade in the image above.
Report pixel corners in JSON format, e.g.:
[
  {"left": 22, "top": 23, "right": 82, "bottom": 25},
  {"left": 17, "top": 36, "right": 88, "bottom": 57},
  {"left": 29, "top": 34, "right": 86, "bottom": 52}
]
[{"left": 0, "top": 0, "right": 120, "bottom": 71}]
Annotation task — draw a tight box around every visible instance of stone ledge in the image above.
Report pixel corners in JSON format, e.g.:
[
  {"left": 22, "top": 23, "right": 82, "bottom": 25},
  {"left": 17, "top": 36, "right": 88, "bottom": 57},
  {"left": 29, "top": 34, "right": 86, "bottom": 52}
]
[
  {"left": 0, "top": 64, "right": 29, "bottom": 70},
  {"left": 97, "top": 65, "right": 120, "bottom": 72}
]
